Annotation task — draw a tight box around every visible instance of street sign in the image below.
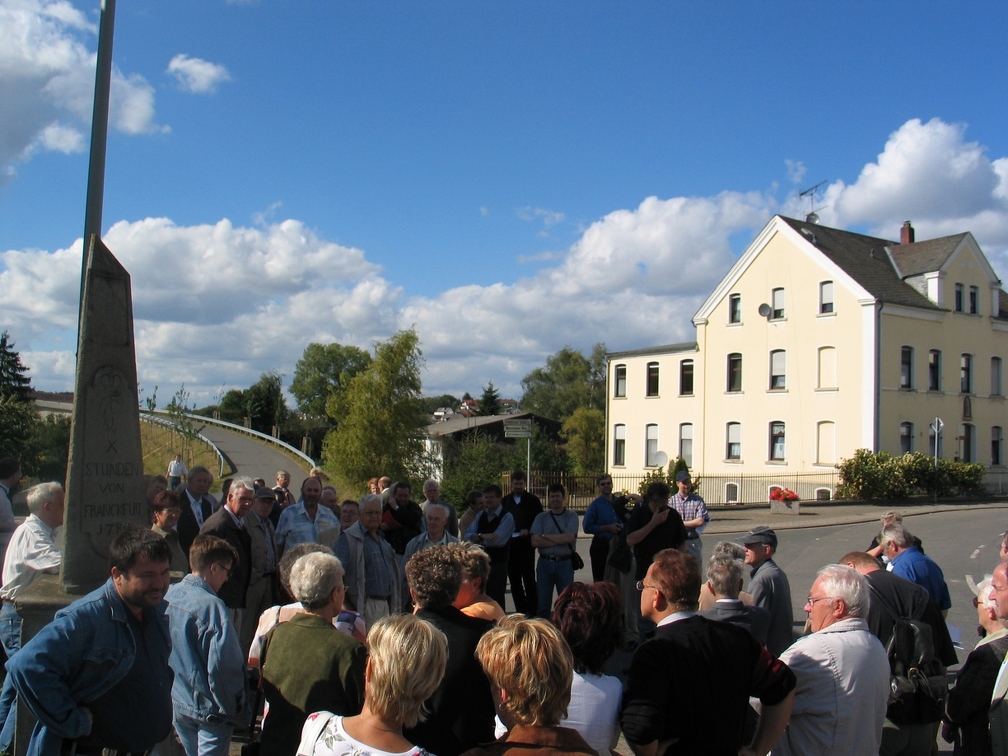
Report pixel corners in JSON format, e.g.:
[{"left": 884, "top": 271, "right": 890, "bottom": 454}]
[
  {"left": 503, "top": 418, "right": 532, "bottom": 438},
  {"left": 931, "top": 417, "right": 944, "bottom": 434}
]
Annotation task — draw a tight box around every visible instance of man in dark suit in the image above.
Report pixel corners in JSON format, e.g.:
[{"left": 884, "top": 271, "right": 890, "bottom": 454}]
[
  {"left": 403, "top": 545, "right": 495, "bottom": 755},
  {"left": 502, "top": 471, "right": 542, "bottom": 616},
  {"left": 200, "top": 476, "right": 253, "bottom": 633},
  {"left": 699, "top": 554, "right": 771, "bottom": 645},
  {"left": 621, "top": 549, "right": 796, "bottom": 756},
  {"left": 177, "top": 465, "right": 217, "bottom": 554}
]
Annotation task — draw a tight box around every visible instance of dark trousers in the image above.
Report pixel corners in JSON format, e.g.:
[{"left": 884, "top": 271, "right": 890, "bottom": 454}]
[
  {"left": 507, "top": 542, "right": 537, "bottom": 615},
  {"left": 589, "top": 535, "right": 611, "bottom": 583},
  {"left": 487, "top": 560, "right": 509, "bottom": 608}
]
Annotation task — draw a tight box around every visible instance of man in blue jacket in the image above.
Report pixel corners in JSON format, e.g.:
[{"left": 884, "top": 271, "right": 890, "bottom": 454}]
[
  {"left": 7, "top": 527, "right": 175, "bottom": 756},
  {"left": 166, "top": 534, "right": 251, "bottom": 755}
]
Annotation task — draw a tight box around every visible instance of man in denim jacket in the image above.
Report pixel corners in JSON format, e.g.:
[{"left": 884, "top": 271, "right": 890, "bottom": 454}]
[
  {"left": 6, "top": 527, "right": 175, "bottom": 756},
  {"left": 166, "top": 534, "right": 251, "bottom": 755}
]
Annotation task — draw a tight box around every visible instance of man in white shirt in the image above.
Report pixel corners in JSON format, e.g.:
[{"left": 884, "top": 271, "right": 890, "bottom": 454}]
[
  {"left": 0, "top": 482, "right": 64, "bottom": 656},
  {"left": 771, "top": 564, "right": 890, "bottom": 756},
  {"left": 166, "top": 454, "right": 187, "bottom": 490}
]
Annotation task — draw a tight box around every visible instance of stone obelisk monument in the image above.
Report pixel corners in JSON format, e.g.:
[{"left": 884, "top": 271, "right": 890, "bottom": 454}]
[{"left": 61, "top": 235, "right": 149, "bottom": 593}]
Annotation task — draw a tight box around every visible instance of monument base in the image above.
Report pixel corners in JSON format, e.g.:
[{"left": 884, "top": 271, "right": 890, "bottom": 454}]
[{"left": 13, "top": 574, "right": 76, "bottom": 756}]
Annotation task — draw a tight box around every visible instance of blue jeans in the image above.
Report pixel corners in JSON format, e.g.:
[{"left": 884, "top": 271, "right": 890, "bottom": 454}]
[
  {"left": 173, "top": 714, "right": 233, "bottom": 756},
  {"left": 536, "top": 557, "right": 574, "bottom": 618},
  {"left": 0, "top": 602, "right": 21, "bottom": 658}
]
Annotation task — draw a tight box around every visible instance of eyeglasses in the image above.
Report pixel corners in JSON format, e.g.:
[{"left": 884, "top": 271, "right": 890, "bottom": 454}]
[
  {"left": 805, "top": 595, "right": 833, "bottom": 608},
  {"left": 973, "top": 596, "right": 981, "bottom": 608},
  {"left": 215, "top": 563, "right": 234, "bottom": 579},
  {"left": 636, "top": 581, "right": 658, "bottom": 592}
]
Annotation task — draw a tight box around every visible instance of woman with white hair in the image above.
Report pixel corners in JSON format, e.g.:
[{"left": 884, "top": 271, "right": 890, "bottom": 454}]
[
  {"left": 944, "top": 575, "right": 1008, "bottom": 754},
  {"left": 261, "top": 552, "right": 367, "bottom": 756},
  {"left": 297, "top": 614, "right": 448, "bottom": 756}
]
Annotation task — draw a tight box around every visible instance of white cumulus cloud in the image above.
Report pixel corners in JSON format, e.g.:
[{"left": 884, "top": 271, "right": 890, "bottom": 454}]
[
  {"left": 0, "top": 0, "right": 162, "bottom": 178},
  {"left": 166, "top": 54, "right": 231, "bottom": 94},
  {"left": 7, "top": 117, "right": 1008, "bottom": 403}
]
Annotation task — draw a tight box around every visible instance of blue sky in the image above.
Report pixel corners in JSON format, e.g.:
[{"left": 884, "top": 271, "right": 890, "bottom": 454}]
[{"left": 2, "top": 0, "right": 1008, "bottom": 405}]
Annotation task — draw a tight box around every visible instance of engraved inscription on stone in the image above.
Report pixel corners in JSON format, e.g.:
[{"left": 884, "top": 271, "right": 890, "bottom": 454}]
[{"left": 79, "top": 365, "right": 145, "bottom": 541}]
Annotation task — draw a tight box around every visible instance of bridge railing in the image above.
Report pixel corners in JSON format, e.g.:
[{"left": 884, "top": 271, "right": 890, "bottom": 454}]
[
  {"left": 147, "top": 409, "right": 316, "bottom": 471},
  {"left": 141, "top": 414, "right": 234, "bottom": 478}
]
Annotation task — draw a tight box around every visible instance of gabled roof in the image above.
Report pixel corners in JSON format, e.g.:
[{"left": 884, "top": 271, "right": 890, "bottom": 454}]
[
  {"left": 777, "top": 217, "right": 941, "bottom": 311},
  {"left": 887, "top": 233, "right": 969, "bottom": 278}
]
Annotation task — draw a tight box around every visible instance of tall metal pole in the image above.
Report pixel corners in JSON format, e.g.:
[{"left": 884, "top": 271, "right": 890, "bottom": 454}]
[{"left": 79, "top": 0, "right": 117, "bottom": 319}]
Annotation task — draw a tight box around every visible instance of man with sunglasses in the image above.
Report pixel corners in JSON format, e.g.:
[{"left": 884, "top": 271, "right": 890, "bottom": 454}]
[{"left": 166, "top": 535, "right": 250, "bottom": 755}]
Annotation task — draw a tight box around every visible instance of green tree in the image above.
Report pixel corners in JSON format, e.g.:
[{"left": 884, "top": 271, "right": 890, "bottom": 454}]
[
  {"left": 561, "top": 407, "right": 605, "bottom": 473},
  {"left": 290, "top": 342, "right": 371, "bottom": 418},
  {"left": 0, "top": 396, "right": 39, "bottom": 462},
  {"left": 322, "top": 329, "right": 428, "bottom": 487},
  {"left": 0, "top": 331, "right": 33, "bottom": 402},
  {"left": 520, "top": 343, "right": 606, "bottom": 421},
  {"left": 477, "top": 382, "right": 501, "bottom": 416},
  {"left": 440, "top": 431, "right": 507, "bottom": 505},
  {"left": 244, "top": 371, "right": 288, "bottom": 433}
]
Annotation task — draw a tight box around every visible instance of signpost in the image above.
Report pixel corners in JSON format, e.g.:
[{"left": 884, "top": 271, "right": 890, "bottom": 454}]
[
  {"left": 930, "top": 417, "right": 944, "bottom": 503},
  {"left": 504, "top": 418, "right": 533, "bottom": 483}
]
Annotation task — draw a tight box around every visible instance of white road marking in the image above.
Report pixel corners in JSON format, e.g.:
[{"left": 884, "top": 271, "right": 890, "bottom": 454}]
[
  {"left": 971, "top": 545, "right": 985, "bottom": 560},
  {"left": 967, "top": 574, "right": 978, "bottom": 594}
]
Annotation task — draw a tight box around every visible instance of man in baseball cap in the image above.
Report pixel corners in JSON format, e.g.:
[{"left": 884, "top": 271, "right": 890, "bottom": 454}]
[
  {"left": 739, "top": 525, "right": 794, "bottom": 655},
  {"left": 670, "top": 470, "right": 709, "bottom": 565}
]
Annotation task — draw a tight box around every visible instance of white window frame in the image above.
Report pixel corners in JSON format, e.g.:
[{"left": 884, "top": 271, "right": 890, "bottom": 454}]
[
  {"left": 769, "top": 350, "right": 786, "bottom": 390},
  {"left": 819, "top": 281, "right": 834, "bottom": 314}
]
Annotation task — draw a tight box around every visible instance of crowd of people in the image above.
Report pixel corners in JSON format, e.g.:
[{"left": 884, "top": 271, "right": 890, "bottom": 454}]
[{"left": 2, "top": 454, "right": 1008, "bottom": 755}]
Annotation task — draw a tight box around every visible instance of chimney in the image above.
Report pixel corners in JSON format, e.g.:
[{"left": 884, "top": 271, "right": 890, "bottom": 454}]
[{"left": 900, "top": 221, "right": 915, "bottom": 245}]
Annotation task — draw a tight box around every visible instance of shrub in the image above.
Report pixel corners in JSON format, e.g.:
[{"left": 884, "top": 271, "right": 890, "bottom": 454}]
[{"left": 837, "top": 448, "right": 986, "bottom": 499}]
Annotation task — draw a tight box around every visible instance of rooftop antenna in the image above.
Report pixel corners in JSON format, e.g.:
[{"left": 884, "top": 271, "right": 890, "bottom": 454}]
[{"left": 799, "top": 180, "right": 827, "bottom": 224}]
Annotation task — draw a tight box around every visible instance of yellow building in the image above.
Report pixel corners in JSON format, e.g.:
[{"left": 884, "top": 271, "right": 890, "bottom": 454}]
[{"left": 606, "top": 215, "right": 1008, "bottom": 500}]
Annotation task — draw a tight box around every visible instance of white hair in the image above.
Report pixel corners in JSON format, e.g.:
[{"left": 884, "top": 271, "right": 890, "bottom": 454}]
[
  {"left": 289, "top": 552, "right": 345, "bottom": 611},
  {"left": 230, "top": 475, "right": 255, "bottom": 496},
  {"left": 816, "top": 564, "right": 870, "bottom": 618},
  {"left": 26, "top": 482, "right": 63, "bottom": 515}
]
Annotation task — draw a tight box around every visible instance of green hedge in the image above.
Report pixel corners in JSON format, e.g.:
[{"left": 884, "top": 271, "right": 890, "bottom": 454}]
[{"left": 836, "top": 449, "right": 985, "bottom": 499}]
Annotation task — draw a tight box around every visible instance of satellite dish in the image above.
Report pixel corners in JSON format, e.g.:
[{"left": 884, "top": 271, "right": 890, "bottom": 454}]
[
  {"left": 758, "top": 303, "right": 772, "bottom": 318},
  {"left": 654, "top": 451, "right": 668, "bottom": 468}
]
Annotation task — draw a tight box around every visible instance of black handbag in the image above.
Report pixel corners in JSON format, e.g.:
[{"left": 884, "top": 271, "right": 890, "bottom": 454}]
[{"left": 548, "top": 512, "right": 584, "bottom": 570}]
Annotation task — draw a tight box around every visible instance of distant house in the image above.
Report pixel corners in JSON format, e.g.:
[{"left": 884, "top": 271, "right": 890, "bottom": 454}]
[
  {"left": 424, "top": 412, "right": 563, "bottom": 478},
  {"left": 607, "top": 215, "right": 1008, "bottom": 489}
]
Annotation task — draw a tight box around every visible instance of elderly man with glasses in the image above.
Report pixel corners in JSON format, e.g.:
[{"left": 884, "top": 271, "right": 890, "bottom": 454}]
[{"left": 768, "top": 564, "right": 890, "bottom": 756}]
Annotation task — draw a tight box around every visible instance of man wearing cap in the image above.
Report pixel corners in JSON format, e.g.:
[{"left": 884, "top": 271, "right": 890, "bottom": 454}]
[
  {"left": 740, "top": 526, "right": 794, "bottom": 656},
  {"left": 242, "top": 486, "right": 280, "bottom": 653},
  {"left": 670, "top": 470, "right": 709, "bottom": 566}
]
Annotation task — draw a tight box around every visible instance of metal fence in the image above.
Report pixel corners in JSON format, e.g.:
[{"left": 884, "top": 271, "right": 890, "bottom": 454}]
[{"left": 509, "top": 470, "right": 840, "bottom": 513}]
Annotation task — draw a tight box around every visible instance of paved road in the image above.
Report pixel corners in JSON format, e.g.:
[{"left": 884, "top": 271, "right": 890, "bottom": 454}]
[{"left": 196, "top": 423, "right": 308, "bottom": 493}]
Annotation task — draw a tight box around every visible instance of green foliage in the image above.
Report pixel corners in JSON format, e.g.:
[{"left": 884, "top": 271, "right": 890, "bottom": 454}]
[
  {"left": 477, "top": 382, "right": 501, "bottom": 416},
  {"left": 0, "top": 332, "right": 33, "bottom": 403},
  {"left": 25, "top": 415, "right": 71, "bottom": 481},
  {"left": 0, "top": 396, "right": 40, "bottom": 462},
  {"left": 837, "top": 449, "right": 986, "bottom": 499},
  {"left": 322, "top": 329, "right": 429, "bottom": 488},
  {"left": 214, "top": 373, "right": 288, "bottom": 433},
  {"left": 561, "top": 407, "right": 605, "bottom": 474},
  {"left": 290, "top": 342, "right": 371, "bottom": 419},
  {"left": 519, "top": 343, "right": 606, "bottom": 422},
  {"left": 440, "top": 431, "right": 506, "bottom": 506}
]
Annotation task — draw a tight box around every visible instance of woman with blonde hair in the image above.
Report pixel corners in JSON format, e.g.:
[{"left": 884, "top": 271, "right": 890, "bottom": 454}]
[
  {"left": 462, "top": 616, "right": 597, "bottom": 756},
  {"left": 297, "top": 614, "right": 448, "bottom": 756}
]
